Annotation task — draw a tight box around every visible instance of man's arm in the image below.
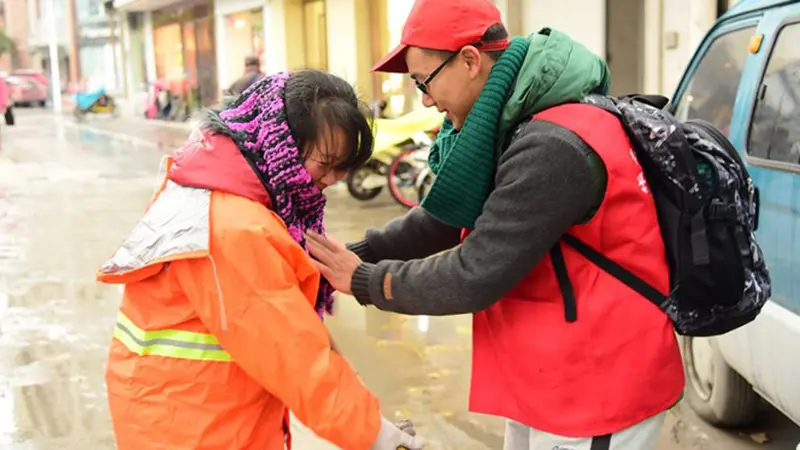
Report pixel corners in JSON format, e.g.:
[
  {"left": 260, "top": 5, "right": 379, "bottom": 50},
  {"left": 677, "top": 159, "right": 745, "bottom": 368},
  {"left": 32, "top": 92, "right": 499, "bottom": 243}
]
[
  {"left": 350, "top": 120, "right": 605, "bottom": 315},
  {"left": 347, "top": 207, "right": 461, "bottom": 263}
]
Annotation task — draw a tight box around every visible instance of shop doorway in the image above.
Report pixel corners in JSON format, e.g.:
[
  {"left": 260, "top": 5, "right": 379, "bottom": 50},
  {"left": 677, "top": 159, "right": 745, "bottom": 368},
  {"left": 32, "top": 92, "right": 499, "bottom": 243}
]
[
  {"left": 605, "top": 0, "right": 645, "bottom": 95},
  {"left": 302, "top": 0, "right": 328, "bottom": 69},
  {"left": 194, "top": 17, "right": 217, "bottom": 106},
  {"left": 223, "top": 8, "right": 264, "bottom": 86},
  {"left": 152, "top": 1, "right": 218, "bottom": 109},
  {"left": 154, "top": 23, "right": 184, "bottom": 81}
]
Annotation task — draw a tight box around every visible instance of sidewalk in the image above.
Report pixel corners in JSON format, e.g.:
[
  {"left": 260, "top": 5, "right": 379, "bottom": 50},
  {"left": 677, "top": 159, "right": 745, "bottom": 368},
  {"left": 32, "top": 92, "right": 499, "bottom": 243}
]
[{"left": 60, "top": 95, "right": 195, "bottom": 131}]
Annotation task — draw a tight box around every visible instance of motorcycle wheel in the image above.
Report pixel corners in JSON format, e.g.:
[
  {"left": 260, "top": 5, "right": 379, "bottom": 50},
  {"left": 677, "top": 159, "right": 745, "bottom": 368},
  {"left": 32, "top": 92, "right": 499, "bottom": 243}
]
[
  {"left": 387, "top": 147, "right": 426, "bottom": 209},
  {"left": 417, "top": 171, "right": 435, "bottom": 203},
  {"left": 346, "top": 164, "right": 383, "bottom": 200}
]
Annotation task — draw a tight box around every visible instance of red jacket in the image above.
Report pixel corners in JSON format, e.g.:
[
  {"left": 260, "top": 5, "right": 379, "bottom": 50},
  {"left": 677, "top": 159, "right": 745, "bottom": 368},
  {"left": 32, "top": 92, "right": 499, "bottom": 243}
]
[
  {"left": 0, "top": 77, "right": 10, "bottom": 112},
  {"left": 468, "top": 104, "right": 685, "bottom": 437}
]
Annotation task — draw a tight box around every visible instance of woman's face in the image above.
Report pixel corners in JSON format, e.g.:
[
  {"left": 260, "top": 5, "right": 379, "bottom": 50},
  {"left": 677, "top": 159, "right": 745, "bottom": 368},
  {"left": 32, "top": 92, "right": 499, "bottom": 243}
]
[{"left": 304, "top": 127, "right": 350, "bottom": 191}]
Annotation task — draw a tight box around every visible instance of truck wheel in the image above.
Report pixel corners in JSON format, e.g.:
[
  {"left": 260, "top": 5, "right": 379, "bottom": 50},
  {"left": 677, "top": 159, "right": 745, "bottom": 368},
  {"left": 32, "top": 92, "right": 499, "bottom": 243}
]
[{"left": 681, "top": 336, "right": 761, "bottom": 427}]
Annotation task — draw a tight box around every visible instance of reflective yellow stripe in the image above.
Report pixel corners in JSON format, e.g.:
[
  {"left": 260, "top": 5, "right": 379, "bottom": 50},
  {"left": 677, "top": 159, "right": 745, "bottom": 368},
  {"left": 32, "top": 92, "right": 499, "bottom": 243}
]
[{"left": 114, "top": 312, "right": 232, "bottom": 362}]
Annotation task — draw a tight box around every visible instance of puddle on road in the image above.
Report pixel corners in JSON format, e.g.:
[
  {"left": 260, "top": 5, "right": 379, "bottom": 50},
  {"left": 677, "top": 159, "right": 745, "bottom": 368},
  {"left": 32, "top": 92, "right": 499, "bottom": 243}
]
[
  {"left": 0, "top": 117, "right": 158, "bottom": 448},
  {"left": 0, "top": 183, "right": 146, "bottom": 448}
]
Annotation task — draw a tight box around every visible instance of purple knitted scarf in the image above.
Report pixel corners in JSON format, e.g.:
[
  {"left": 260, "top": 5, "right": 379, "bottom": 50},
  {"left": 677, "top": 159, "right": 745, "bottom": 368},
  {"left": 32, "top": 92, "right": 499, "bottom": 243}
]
[{"left": 218, "top": 72, "right": 335, "bottom": 317}]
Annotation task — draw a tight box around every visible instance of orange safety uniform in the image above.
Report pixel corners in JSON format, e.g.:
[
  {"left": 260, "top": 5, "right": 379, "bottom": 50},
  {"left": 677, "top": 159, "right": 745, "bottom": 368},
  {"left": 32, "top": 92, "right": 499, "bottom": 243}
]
[{"left": 97, "top": 132, "right": 381, "bottom": 449}]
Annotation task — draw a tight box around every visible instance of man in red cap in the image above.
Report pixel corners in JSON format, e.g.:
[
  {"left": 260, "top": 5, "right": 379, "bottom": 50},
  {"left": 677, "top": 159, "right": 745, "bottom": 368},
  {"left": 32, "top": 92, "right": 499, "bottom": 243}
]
[{"left": 307, "top": 0, "right": 685, "bottom": 448}]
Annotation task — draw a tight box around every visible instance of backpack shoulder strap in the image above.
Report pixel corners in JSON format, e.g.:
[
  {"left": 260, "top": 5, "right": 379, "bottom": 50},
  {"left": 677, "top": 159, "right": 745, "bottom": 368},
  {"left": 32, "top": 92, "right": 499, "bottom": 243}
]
[
  {"left": 535, "top": 102, "right": 671, "bottom": 317},
  {"left": 562, "top": 234, "right": 670, "bottom": 309}
]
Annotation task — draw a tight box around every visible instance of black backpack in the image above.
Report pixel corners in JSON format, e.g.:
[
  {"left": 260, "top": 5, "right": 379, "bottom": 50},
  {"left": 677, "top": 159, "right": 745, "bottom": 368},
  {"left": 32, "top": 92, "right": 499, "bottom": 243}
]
[{"left": 553, "top": 94, "right": 771, "bottom": 337}]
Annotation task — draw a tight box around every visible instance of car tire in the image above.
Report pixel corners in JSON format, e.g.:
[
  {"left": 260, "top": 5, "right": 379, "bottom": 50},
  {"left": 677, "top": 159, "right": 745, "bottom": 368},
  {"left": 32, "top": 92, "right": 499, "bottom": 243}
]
[
  {"left": 680, "top": 335, "right": 761, "bottom": 427},
  {"left": 38, "top": 100, "right": 46, "bottom": 108}
]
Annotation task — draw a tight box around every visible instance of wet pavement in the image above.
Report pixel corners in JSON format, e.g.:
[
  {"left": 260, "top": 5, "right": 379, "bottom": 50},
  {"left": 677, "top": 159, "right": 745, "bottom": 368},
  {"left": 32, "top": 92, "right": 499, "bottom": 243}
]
[{"left": 0, "top": 109, "right": 798, "bottom": 449}]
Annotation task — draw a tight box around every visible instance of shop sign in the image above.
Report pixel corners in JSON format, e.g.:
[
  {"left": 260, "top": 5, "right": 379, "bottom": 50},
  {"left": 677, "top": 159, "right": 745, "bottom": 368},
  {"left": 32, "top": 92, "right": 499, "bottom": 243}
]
[{"left": 78, "top": 25, "right": 115, "bottom": 44}]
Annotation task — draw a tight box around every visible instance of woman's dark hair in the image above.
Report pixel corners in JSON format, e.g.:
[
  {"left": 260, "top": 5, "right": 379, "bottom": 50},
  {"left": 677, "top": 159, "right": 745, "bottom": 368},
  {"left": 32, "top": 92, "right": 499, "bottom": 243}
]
[
  {"left": 423, "top": 23, "right": 509, "bottom": 62},
  {"left": 203, "top": 69, "right": 373, "bottom": 171},
  {"left": 284, "top": 70, "right": 374, "bottom": 171}
]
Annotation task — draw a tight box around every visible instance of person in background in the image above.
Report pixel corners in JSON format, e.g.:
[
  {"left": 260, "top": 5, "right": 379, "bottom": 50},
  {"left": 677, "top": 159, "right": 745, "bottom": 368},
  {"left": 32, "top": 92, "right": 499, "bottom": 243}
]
[
  {"left": 0, "top": 74, "right": 14, "bottom": 127},
  {"left": 225, "top": 55, "right": 265, "bottom": 96},
  {"left": 97, "top": 70, "right": 426, "bottom": 450},
  {"left": 306, "top": 0, "right": 684, "bottom": 449}
]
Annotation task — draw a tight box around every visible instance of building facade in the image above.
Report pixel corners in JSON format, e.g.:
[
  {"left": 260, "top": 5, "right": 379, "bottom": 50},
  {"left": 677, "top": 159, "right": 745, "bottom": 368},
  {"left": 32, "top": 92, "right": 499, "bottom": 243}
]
[
  {"left": 495, "top": 0, "right": 743, "bottom": 97},
  {"left": 114, "top": 0, "right": 219, "bottom": 114},
  {"left": 0, "top": 0, "right": 34, "bottom": 71},
  {"left": 25, "top": 0, "right": 75, "bottom": 87},
  {"left": 107, "top": 0, "right": 746, "bottom": 117},
  {"left": 75, "top": 0, "right": 123, "bottom": 92}
]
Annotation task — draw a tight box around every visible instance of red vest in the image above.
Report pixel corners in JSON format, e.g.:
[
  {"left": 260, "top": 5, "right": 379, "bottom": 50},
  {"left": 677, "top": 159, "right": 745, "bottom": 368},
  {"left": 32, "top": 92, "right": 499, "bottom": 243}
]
[{"left": 468, "top": 104, "right": 684, "bottom": 437}]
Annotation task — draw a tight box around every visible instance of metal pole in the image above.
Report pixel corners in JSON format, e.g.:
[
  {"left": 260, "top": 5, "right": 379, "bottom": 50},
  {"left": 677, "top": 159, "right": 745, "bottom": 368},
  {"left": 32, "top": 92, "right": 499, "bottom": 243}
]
[
  {"left": 47, "top": 0, "right": 62, "bottom": 113},
  {"left": 107, "top": 4, "right": 121, "bottom": 92}
]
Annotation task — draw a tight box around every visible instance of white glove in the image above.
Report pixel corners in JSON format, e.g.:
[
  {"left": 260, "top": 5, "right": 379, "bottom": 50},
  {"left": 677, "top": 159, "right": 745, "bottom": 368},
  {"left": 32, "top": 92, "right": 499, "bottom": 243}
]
[{"left": 370, "top": 417, "right": 427, "bottom": 450}]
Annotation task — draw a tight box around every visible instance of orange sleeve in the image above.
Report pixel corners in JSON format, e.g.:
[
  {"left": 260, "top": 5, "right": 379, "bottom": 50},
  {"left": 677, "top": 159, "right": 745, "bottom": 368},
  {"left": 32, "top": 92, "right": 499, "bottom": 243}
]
[{"left": 170, "top": 227, "right": 381, "bottom": 450}]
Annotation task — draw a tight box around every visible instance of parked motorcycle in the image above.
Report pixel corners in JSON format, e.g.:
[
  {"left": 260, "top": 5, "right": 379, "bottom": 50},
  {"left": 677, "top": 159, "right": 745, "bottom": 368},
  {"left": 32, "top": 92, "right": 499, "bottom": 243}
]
[
  {"left": 386, "top": 134, "right": 434, "bottom": 208},
  {"left": 416, "top": 166, "right": 435, "bottom": 203},
  {"left": 346, "top": 108, "right": 443, "bottom": 201},
  {"left": 72, "top": 88, "right": 118, "bottom": 121}
]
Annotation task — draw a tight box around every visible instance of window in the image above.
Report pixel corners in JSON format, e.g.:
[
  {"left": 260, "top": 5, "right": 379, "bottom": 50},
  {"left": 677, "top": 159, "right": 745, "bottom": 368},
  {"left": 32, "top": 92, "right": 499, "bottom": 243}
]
[
  {"left": 77, "top": 0, "right": 102, "bottom": 21},
  {"left": 674, "top": 26, "right": 755, "bottom": 135},
  {"left": 748, "top": 23, "right": 800, "bottom": 164}
]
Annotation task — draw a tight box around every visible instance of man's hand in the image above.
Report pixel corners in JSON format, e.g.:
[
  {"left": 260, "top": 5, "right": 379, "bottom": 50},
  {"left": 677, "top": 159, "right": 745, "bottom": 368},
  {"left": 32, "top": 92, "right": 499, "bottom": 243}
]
[{"left": 305, "top": 231, "right": 362, "bottom": 295}]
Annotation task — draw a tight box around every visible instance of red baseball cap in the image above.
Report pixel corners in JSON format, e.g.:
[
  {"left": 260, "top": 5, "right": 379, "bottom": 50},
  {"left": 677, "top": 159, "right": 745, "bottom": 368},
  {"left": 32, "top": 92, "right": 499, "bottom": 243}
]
[{"left": 371, "top": 0, "right": 508, "bottom": 74}]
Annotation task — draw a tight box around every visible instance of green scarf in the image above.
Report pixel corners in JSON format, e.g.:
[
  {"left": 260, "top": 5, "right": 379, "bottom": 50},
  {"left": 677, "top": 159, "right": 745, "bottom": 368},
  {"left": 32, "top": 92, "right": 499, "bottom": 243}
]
[{"left": 421, "top": 28, "right": 611, "bottom": 229}]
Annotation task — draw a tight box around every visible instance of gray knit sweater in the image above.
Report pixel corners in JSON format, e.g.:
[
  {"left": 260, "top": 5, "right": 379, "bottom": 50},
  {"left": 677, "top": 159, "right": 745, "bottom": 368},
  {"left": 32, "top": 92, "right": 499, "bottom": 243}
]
[{"left": 347, "top": 119, "right": 607, "bottom": 315}]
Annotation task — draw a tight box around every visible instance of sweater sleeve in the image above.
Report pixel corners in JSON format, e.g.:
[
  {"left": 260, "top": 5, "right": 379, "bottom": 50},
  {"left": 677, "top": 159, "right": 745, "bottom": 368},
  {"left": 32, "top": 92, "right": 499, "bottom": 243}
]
[
  {"left": 349, "top": 120, "right": 605, "bottom": 315},
  {"left": 346, "top": 207, "right": 462, "bottom": 263}
]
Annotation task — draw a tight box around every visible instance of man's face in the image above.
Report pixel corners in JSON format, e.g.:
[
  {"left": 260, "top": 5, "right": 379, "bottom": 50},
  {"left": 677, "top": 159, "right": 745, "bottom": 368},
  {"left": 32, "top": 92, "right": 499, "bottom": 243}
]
[{"left": 405, "top": 46, "right": 490, "bottom": 130}]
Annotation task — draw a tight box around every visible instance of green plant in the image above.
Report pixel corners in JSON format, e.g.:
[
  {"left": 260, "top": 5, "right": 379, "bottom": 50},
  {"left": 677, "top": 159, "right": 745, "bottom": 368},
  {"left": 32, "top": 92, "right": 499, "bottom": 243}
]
[{"left": 0, "top": 26, "right": 17, "bottom": 58}]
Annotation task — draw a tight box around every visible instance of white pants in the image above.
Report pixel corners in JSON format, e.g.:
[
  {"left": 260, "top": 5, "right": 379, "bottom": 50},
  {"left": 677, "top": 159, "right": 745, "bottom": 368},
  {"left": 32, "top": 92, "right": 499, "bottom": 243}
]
[{"left": 503, "top": 412, "right": 666, "bottom": 450}]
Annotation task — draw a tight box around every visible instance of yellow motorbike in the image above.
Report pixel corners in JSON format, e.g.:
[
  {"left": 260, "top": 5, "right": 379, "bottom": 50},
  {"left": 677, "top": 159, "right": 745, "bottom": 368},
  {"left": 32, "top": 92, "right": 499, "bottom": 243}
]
[{"left": 346, "top": 107, "right": 443, "bottom": 201}]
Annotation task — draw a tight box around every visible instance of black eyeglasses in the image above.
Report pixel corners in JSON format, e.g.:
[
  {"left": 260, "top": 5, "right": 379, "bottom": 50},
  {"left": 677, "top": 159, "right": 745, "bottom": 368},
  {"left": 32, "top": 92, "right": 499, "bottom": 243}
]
[{"left": 413, "top": 51, "right": 460, "bottom": 95}]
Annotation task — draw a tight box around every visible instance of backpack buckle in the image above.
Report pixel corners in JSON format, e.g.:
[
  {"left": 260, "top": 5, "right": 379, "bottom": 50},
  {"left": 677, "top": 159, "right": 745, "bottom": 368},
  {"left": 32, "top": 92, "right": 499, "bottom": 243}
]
[{"left": 708, "top": 201, "right": 736, "bottom": 221}]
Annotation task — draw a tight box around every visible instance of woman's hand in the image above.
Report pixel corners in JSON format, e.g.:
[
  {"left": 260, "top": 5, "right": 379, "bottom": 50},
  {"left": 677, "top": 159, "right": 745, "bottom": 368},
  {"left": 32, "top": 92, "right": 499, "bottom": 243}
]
[
  {"left": 305, "top": 231, "right": 362, "bottom": 295},
  {"left": 371, "top": 417, "right": 427, "bottom": 450}
]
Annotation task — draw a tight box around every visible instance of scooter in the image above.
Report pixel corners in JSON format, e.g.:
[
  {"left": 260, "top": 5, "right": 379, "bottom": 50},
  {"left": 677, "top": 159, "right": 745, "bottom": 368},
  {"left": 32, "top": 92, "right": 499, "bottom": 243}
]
[
  {"left": 72, "top": 88, "right": 118, "bottom": 121},
  {"left": 346, "top": 107, "right": 443, "bottom": 201}
]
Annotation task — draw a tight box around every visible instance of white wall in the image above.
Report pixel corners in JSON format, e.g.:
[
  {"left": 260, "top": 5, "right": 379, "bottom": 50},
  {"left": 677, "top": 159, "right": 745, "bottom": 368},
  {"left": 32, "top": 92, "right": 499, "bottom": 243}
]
[
  {"left": 641, "top": 0, "right": 662, "bottom": 94},
  {"left": 503, "top": 0, "right": 718, "bottom": 96},
  {"left": 495, "top": 0, "right": 509, "bottom": 24},
  {"left": 658, "top": 0, "right": 716, "bottom": 95},
  {"left": 325, "top": 0, "right": 359, "bottom": 83},
  {"left": 521, "top": 0, "right": 606, "bottom": 59},
  {"left": 142, "top": 11, "right": 157, "bottom": 84},
  {"left": 266, "top": 0, "right": 288, "bottom": 74}
]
